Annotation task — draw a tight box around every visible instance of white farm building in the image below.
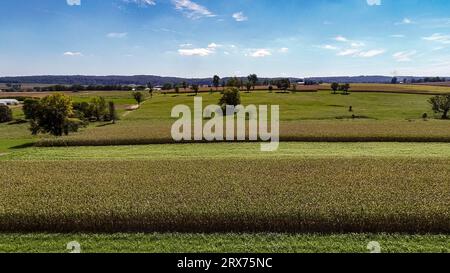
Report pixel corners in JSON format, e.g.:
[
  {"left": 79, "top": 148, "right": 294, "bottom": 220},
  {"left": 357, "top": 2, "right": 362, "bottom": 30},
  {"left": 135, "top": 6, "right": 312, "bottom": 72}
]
[{"left": 0, "top": 99, "right": 20, "bottom": 106}]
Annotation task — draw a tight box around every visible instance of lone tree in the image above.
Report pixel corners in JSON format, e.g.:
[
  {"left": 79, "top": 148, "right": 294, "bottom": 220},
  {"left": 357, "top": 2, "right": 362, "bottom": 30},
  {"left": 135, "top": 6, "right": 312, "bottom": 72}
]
[
  {"left": 192, "top": 84, "right": 199, "bottom": 96},
  {"left": 339, "top": 83, "right": 351, "bottom": 95},
  {"left": 219, "top": 88, "right": 241, "bottom": 114},
  {"left": 147, "top": 82, "right": 154, "bottom": 97},
  {"left": 23, "top": 98, "right": 41, "bottom": 120},
  {"left": 247, "top": 74, "right": 258, "bottom": 90},
  {"left": 276, "top": 78, "right": 291, "bottom": 92},
  {"left": 182, "top": 81, "right": 187, "bottom": 91},
  {"left": 429, "top": 95, "right": 450, "bottom": 119},
  {"left": 0, "top": 105, "right": 13, "bottom": 123},
  {"left": 246, "top": 82, "right": 252, "bottom": 93},
  {"left": 213, "top": 75, "right": 221, "bottom": 91},
  {"left": 133, "top": 91, "right": 144, "bottom": 105},
  {"left": 331, "top": 82, "right": 340, "bottom": 94},
  {"left": 29, "top": 93, "right": 75, "bottom": 136},
  {"left": 108, "top": 101, "right": 119, "bottom": 124},
  {"left": 391, "top": 77, "right": 398, "bottom": 84}
]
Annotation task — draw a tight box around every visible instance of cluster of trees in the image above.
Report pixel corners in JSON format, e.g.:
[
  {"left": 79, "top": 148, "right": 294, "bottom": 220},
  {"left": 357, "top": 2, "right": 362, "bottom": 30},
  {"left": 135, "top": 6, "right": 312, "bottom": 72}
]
[
  {"left": 22, "top": 93, "right": 118, "bottom": 136},
  {"left": 0, "top": 105, "right": 13, "bottom": 123},
  {"left": 331, "top": 83, "right": 351, "bottom": 95},
  {"left": 429, "top": 95, "right": 450, "bottom": 119},
  {"left": 71, "top": 98, "right": 118, "bottom": 123},
  {"left": 219, "top": 88, "right": 241, "bottom": 114}
]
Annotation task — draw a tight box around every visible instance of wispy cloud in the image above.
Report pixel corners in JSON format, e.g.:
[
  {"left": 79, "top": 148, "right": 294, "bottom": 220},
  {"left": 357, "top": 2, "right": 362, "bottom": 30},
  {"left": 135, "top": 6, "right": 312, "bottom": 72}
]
[
  {"left": 123, "top": 0, "right": 156, "bottom": 6},
  {"left": 335, "top": 36, "right": 348, "bottom": 42},
  {"left": 366, "top": 0, "right": 381, "bottom": 6},
  {"left": 66, "top": 0, "right": 81, "bottom": 6},
  {"left": 232, "top": 12, "right": 248, "bottom": 22},
  {"left": 177, "top": 43, "right": 219, "bottom": 56},
  {"left": 396, "top": 17, "right": 414, "bottom": 25},
  {"left": 279, "top": 47, "right": 289, "bottom": 53},
  {"left": 358, "top": 49, "right": 385, "bottom": 58},
  {"left": 337, "top": 49, "right": 360, "bottom": 56},
  {"left": 337, "top": 48, "right": 385, "bottom": 58},
  {"left": 63, "top": 51, "right": 83, "bottom": 56},
  {"left": 390, "top": 34, "right": 405, "bottom": 38},
  {"left": 318, "top": 45, "right": 338, "bottom": 50},
  {"left": 172, "top": 0, "right": 215, "bottom": 19},
  {"left": 423, "top": 33, "right": 450, "bottom": 44},
  {"left": 393, "top": 50, "right": 417, "bottom": 62},
  {"left": 107, "top": 32, "right": 128, "bottom": 38},
  {"left": 248, "top": 49, "right": 272, "bottom": 58}
]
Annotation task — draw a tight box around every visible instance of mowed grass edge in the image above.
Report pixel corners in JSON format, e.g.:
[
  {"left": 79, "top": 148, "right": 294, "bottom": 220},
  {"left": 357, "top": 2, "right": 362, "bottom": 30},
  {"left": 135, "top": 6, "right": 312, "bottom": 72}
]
[{"left": 1, "top": 233, "right": 449, "bottom": 253}]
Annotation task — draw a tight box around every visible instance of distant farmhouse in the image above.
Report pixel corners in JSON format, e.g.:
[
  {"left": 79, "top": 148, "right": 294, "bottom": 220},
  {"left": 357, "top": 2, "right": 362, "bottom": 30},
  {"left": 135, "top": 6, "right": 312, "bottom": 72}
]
[{"left": 0, "top": 99, "right": 20, "bottom": 106}]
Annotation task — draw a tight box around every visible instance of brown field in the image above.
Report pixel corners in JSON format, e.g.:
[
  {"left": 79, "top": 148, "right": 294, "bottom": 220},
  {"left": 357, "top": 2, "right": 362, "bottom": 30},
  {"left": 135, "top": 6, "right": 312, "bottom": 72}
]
[
  {"left": 413, "top": 82, "right": 450, "bottom": 87},
  {"left": 319, "top": 83, "right": 450, "bottom": 95}
]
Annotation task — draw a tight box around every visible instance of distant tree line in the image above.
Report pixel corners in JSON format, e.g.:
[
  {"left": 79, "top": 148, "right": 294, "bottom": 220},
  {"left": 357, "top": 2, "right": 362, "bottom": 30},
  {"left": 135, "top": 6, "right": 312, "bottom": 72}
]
[{"left": 34, "top": 85, "right": 135, "bottom": 92}]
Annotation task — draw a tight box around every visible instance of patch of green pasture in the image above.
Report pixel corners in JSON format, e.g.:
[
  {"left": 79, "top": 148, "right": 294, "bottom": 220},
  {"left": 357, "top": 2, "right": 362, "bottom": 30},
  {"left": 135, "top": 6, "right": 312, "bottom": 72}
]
[
  {"left": 4, "top": 142, "right": 450, "bottom": 160},
  {"left": 0, "top": 233, "right": 448, "bottom": 253},
  {"left": 124, "top": 91, "right": 434, "bottom": 122}
]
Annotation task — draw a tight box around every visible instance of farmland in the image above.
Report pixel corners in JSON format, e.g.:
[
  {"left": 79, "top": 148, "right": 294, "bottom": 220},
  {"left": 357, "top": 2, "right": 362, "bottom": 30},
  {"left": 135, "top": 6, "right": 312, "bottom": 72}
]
[
  {"left": 1, "top": 85, "right": 450, "bottom": 252},
  {"left": 2, "top": 88, "right": 450, "bottom": 149}
]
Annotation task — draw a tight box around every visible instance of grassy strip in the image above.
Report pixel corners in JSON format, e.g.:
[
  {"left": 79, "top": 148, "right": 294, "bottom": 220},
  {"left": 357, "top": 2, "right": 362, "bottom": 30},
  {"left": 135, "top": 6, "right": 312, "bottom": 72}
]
[
  {"left": 0, "top": 157, "right": 449, "bottom": 233},
  {"left": 0, "top": 233, "right": 449, "bottom": 253},
  {"left": 6, "top": 142, "right": 450, "bottom": 160}
]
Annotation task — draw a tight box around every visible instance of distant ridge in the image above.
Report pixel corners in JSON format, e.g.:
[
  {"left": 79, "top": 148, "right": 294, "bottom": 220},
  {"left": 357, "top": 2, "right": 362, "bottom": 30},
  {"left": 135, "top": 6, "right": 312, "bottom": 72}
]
[{"left": 0, "top": 75, "right": 445, "bottom": 85}]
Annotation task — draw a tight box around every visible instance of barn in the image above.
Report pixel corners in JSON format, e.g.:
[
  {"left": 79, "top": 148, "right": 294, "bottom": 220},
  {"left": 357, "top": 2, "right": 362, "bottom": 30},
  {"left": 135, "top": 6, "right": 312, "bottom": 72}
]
[{"left": 0, "top": 99, "right": 20, "bottom": 106}]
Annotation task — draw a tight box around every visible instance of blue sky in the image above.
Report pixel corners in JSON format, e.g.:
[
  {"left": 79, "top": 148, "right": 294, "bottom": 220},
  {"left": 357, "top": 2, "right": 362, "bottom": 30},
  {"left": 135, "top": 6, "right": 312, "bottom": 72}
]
[{"left": 1, "top": 0, "right": 450, "bottom": 77}]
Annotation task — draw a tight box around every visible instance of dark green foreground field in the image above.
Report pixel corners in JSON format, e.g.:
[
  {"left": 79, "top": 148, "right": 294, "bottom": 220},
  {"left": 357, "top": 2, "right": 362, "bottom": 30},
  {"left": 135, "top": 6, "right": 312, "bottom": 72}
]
[{"left": 0, "top": 143, "right": 449, "bottom": 234}]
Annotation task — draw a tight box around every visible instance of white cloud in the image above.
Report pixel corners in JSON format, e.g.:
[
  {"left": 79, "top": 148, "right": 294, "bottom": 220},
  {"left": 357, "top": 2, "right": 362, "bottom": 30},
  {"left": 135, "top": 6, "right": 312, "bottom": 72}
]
[
  {"left": 395, "top": 17, "right": 414, "bottom": 25},
  {"left": 422, "top": 33, "right": 450, "bottom": 44},
  {"left": 335, "top": 36, "right": 348, "bottom": 42},
  {"left": 123, "top": 0, "right": 156, "bottom": 6},
  {"left": 337, "top": 49, "right": 360, "bottom": 56},
  {"left": 402, "top": 18, "right": 412, "bottom": 24},
  {"left": 249, "top": 49, "right": 272, "bottom": 58},
  {"left": 232, "top": 12, "right": 248, "bottom": 22},
  {"left": 358, "top": 49, "right": 385, "bottom": 58},
  {"left": 207, "top": 43, "right": 221, "bottom": 49},
  {"left": 393, "top": 50, "right": 417, "bottom": 62},
  {"left": 390, "top": 34, "right": 405, "bottom": 38},
  {"left": 63, "top": 51, "right": 83, "bottom": 56},
  {"left": 351, "top": 42, "right": 365, "bottom": 48},
  {"left": 173, "top": 0, "right": 215, "bottom": 19},
  {"left": 177, "top": 42, "right": 220, "bottom": 56},
  {"left": 337, "top": 48, "right": 385, "bottom": 58},
  {"left": 279, "top": 47, "right": 289, "bottom": 53},
  {"left": 66, "top": 0, "right": 81, "bottom": 6},
  {"left": 107, "top": 32, "right": 128, "bottom": 38},
  {"left": 320, "top": 45, "right": 338, "bottom": 50},
  {"left": 366, "top": 0, "right": 381, "bottom": 6},
  {"left": 178, "top": 48, "right": 214, "bottom": 56}
]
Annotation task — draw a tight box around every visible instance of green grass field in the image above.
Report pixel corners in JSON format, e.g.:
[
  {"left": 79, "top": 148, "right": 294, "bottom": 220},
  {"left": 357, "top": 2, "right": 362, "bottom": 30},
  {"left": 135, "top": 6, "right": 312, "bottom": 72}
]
[
  {"left": 1, "top": 233, "right": 449, "bottom": 253},
  {"left": 1, "top": 88, "right": 449, "bottom": 253}
]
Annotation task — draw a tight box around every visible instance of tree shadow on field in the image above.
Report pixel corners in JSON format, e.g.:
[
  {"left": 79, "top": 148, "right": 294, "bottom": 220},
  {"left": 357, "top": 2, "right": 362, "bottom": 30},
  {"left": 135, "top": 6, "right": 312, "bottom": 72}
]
[
  {"left": 10, "top": 142, "right": 35, "bottom": 149},
  {"left": 96, "top": 122, "right": 114, "bottom": 128}
]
